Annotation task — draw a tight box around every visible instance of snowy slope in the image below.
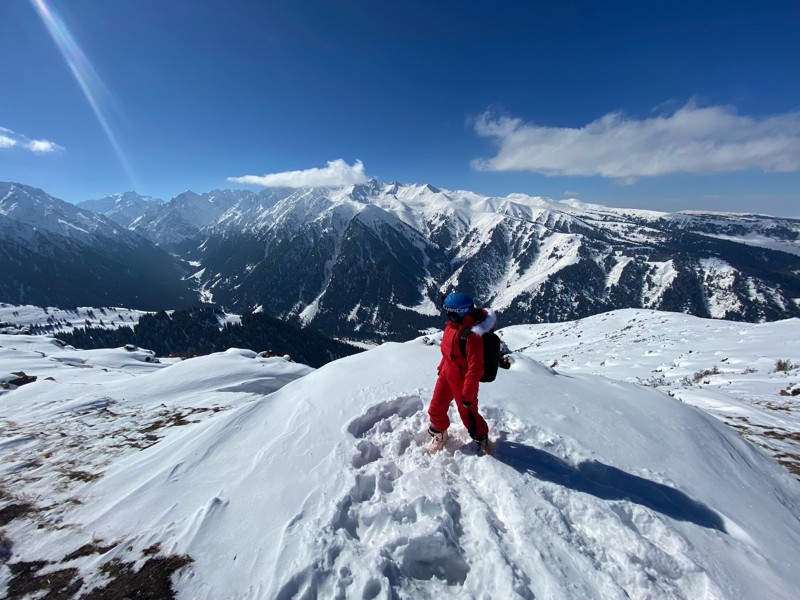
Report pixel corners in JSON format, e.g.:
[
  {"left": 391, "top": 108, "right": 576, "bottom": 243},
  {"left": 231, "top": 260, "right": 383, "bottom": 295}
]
[
  {"left": 0, "top": 303, "right": 242, "bottom": 336},
  {"left": 501, "top": 309, "right": 800, "bottom": 479},
  {"left": 0, "top": 303, "right": 149, "bottom": 335},
  {"left": 1, "top": 321, "right": 799, "bottom": 599}
]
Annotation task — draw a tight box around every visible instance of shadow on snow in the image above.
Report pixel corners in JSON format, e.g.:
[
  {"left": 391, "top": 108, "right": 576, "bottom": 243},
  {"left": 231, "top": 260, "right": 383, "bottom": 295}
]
[{"left": 494, "top": 441, "right": 727, "bottom": 533}]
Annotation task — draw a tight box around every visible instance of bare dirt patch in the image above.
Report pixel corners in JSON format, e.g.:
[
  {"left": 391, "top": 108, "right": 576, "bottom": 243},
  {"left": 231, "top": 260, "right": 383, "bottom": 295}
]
[
  {"left": 727, "top": 416, "right": 800, "bottom": 479},
  {"left": 0, "top": 502, "right": 35, "bottom": 527},
  {"left": 5, "top": 544, "right": 192, "bottom": 600}
]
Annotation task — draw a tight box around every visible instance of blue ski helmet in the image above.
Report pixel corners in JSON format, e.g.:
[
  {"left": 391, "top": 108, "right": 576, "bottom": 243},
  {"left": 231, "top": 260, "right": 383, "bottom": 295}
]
[{"left": 443, "top": 292, "right": 474, "bottom": 315}]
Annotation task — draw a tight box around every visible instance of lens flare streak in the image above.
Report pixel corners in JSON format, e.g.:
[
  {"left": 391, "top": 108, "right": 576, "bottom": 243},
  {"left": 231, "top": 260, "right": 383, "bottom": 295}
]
[{"left": 29, "top": 0, "right": 136, "bottom": 183}]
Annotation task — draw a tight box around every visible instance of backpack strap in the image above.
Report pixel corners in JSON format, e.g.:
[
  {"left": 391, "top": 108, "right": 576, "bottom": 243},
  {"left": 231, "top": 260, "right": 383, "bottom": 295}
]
[{"left": 457, "top": 326, "right": 471, "bottom": 357}]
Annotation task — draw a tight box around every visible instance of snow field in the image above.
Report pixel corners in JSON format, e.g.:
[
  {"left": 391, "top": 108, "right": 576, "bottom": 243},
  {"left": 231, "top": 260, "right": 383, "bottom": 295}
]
[
  {"left": 1, "top": 326, "right": 799, "bottom": 599},
  {"left": 0, "top": 304, "right": 148, "bottom": 335},
  {"left": 500, "top": 309, "right": 800, "bottom": 478}
]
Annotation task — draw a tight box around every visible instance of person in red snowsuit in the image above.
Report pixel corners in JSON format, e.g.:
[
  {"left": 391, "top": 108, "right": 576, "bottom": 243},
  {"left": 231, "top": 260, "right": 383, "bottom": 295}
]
[{"left": 427, "top": 292, "right": 496, "bottom": 453}]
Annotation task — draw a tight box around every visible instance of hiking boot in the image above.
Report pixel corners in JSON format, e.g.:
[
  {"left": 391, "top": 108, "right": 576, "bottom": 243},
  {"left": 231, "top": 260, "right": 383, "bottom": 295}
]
[
  {"left": 427, "top": 426, "right": 448, "bottom": 454},
  {"left": 474, "top": 435, "right": 492, "bottom": 455}
]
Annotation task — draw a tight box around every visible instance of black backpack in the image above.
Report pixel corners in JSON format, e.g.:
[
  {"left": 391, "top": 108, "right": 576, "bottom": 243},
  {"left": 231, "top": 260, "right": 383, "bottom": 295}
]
[{"left": 458, "top": 327, "right": 506, "bottom": 383}]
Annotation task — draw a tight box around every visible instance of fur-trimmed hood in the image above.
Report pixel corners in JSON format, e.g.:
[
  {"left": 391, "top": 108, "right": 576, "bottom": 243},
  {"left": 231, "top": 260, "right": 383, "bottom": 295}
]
[{"left": 471, "top": 308, "right": 496, "bottom": 336}]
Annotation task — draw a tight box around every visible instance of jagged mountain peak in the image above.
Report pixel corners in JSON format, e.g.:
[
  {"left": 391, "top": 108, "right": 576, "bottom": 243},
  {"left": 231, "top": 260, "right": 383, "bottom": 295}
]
[
  {"left": 185, "top": 180, "right": 800, "bottom": 338},
  {"left": 4, "top": 179, "right": 800, "bottom": 340},
  {"left": 1, "top": 181, "right": 60, "bottom": 210},
  {"left": 78, "top": 191, "right": 163, "bottom": 228},
  {"left": 107, "top": 190, "right": 161, "bottom": 203},
  {"left": 171, "top": 189, "right": 202, "bottom": 202},
  {"left": 0, "top": 181, "right": 124, "bottom": 241}
]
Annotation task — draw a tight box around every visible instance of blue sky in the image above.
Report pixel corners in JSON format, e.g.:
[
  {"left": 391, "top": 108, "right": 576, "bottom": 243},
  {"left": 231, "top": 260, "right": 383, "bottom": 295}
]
[{"left": 1, "top": 0, "right": 798, "bottom": 216}]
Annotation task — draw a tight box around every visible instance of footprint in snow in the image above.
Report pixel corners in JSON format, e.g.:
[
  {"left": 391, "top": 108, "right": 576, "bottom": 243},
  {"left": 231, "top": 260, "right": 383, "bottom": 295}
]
[{"left": 274, "top": 396, "right": 479, "bottom": 598}]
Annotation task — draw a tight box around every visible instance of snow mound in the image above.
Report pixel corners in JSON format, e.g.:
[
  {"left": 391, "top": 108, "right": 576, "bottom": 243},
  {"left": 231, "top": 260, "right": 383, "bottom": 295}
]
[{"left": 1, "top": 334, "right": 799, "bottom": 599}]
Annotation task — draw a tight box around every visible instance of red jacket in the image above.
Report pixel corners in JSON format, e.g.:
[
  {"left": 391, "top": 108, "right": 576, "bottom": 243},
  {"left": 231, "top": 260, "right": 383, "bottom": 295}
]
[{"left": 437, "top": 311, "right": 486, "bottom": 403}]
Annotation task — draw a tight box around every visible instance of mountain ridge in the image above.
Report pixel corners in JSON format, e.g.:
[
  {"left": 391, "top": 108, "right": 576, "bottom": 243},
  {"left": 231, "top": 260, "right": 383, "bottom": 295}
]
[
  {"left": 0, "top": 182, "right": 196, "bottom": 310},
  {"left": 3, "top": 180, "right": 799, "bottom": 339}
]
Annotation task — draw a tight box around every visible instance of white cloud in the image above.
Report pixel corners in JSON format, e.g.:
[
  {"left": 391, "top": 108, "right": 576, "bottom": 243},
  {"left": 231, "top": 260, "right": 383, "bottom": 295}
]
[
  {"left": 27, "top": 139, "right": 64, "bottom": 153},
  {"left": 229, "top": 159, "right": 368, "bottom": 188},
  {"left": 0, "top": 127, "right": 64, "bottom": 154},
  {"left": 0, "top": 135, "right": 18, "bottom": 148},
  {"left": 472, "top": 102, "right": 800, "bottom": 180}
]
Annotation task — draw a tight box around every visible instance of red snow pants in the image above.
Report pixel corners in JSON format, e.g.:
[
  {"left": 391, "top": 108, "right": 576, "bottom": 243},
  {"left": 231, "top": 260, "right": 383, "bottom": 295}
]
[{"left": 428, "top": 368, "right": 489, "bottom": 439}]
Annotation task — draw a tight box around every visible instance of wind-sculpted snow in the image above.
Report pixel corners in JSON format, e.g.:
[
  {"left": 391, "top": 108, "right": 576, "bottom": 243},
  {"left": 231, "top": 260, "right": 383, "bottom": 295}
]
[
  {"left": 496, "top": 444, "right": 726, "bottom": 532},
  {"left": 1, "top": 330, "right": 799, "bottom": 598}
]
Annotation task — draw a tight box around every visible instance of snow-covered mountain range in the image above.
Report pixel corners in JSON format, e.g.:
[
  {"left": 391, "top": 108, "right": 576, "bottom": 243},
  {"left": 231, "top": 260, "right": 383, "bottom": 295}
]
[
  {"left": 4, "top": 180, "right": 800, "bottom": 340},
  {"left": 77, "top": 191, "right": 163, "bottom": 229},
  {"left": 1, "top": 310, "right": 798, "bottom": 598},
  {"left": 0, "top": 183, "right": 195, "bottom": 310},
  {"left": 92, "top": 181, "right": 800, "bottom": 338}
]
